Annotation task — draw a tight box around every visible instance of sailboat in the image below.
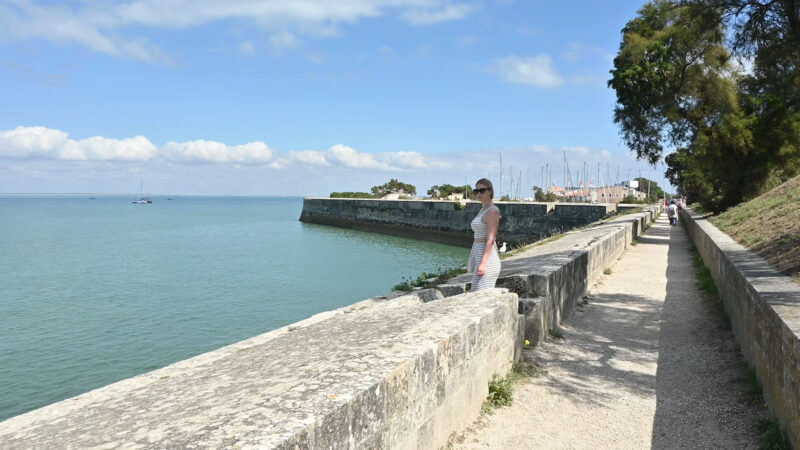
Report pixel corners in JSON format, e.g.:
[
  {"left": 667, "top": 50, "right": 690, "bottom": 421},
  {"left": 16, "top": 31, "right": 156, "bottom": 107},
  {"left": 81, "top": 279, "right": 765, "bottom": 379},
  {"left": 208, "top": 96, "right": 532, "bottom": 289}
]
[{"left": 131, "top": 180, "right": 153, "bottom": 204}]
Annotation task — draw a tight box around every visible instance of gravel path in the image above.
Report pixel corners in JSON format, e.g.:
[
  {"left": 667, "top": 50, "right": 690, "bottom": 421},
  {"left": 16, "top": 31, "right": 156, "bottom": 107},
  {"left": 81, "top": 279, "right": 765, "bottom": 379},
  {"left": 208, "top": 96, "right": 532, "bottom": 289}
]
[{"left": 453, "top": 215, "right": 768, "bottom": 449}]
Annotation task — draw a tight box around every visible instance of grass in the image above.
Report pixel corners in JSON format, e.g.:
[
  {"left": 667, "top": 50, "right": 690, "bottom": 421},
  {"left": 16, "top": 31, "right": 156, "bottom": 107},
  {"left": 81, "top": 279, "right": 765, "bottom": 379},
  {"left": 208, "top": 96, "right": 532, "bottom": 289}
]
[
  {"left": 758, "top": 419, "right": 791, "bottom": 450},
  {"left": 481, "top": 362, "right": 547, "bottom": 414},
  {"left": 603, "top": 268, "right": 612, "bottom": 275},
  {"left": 392, "top": 266, "right": 467, "bottom": 291},
  {"left": 707, "top": 174, "right": 800, "bottom": 283},
  {"left": 548, "top": 329, "right": 564, "bottom": 340},
  {"left": 690, "top": 245, "right": 728, "bottom": 326}
]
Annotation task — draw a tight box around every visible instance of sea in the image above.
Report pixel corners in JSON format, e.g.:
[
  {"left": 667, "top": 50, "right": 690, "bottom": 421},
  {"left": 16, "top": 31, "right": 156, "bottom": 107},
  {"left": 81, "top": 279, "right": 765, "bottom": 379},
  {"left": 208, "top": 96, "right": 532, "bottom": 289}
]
[{"left": 0, "top": 196, "right": 469, "bottom": 422}]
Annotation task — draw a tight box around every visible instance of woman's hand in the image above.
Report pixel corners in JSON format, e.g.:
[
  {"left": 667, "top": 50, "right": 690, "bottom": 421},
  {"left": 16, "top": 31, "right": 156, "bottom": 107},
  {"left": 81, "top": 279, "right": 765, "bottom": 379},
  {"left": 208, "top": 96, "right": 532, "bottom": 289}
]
[{"left": 477, "top": 262, "right": 486, "bottom": 276}]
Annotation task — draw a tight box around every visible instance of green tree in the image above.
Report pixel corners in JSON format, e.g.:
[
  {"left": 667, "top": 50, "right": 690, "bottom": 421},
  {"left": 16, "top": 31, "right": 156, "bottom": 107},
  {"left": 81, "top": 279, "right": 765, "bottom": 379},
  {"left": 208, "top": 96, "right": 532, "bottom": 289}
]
[
  {"left": 633, "top": 177, "right": 665, "bottom": 202},
  {"left": 610, "top": 0, "right": 800, "bottom": 212},
  {"left": 427, "top": 184, "right": 473, "bottom": 199},
  {"left": 533, "top": 186, "right": 558, "bottom": 202},
  {"left": 371, "top": 179, "right": 416, "bottom": 197},
  {"left": 330, "top": 192, "right": 374, "bottom": 198}
]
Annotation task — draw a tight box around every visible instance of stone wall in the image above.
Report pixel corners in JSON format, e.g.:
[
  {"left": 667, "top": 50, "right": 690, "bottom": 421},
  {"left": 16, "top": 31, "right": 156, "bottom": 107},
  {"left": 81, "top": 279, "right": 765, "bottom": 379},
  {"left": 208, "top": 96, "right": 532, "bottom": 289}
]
[
  {"left": 300, "top": 198, "right": 614, "bottom": 247},
  {"left": 0, "top": 291, "right": 522, "bottom": 449},
  {"left": 681, "top": 208, "right": 800, "bottom": 447}
]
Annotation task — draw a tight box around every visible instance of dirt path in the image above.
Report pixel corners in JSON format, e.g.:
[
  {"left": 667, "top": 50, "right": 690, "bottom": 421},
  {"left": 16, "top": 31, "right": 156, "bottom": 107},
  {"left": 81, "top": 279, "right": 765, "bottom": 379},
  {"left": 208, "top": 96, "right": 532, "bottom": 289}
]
[{"left": 453, "top": 216, "right": 767, "bottom": 449}]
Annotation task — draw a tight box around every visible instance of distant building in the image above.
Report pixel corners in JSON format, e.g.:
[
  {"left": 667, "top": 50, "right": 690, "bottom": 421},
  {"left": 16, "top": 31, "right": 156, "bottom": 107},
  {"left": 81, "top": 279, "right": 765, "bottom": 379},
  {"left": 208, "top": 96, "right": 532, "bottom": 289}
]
[
  {"left": 446, "top": 193, "right": 465, "bottom": 201},
  {"left": 548, "top": 184, "right": 646, "bottom": 204}
]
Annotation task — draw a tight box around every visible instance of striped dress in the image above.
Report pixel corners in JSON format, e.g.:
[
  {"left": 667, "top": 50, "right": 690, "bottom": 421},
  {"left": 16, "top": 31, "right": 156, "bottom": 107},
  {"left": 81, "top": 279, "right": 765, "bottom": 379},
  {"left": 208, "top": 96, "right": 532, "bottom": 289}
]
[{"left": 468, "top": 205, "right": 502, "bottom": 291}]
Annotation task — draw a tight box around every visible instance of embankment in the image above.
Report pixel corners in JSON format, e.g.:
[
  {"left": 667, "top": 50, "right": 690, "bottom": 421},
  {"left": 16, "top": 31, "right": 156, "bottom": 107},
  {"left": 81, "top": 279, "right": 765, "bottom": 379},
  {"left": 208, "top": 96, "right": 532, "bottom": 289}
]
[
  {"left": 682, "top": 208, "right": 800, "bottom": 447},
  {"left": 0, "top": 208, "right": 659, "bottom": 449},
  {"left": 299, "top": 198, "right": 614, "bottom": 247}
]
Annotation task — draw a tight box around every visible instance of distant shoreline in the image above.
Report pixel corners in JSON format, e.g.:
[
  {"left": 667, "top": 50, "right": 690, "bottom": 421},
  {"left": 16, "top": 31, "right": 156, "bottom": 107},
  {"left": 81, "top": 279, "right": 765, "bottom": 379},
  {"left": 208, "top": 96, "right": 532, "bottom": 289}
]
[{"left": 0, "top": 193, "right": 304, "bottom": 198}]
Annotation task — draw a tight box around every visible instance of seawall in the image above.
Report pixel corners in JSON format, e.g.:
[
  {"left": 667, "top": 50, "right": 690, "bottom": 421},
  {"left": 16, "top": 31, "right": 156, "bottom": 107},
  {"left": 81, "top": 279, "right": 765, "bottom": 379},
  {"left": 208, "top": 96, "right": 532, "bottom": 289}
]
[
  {"left": 299, "top": 198, "right": 614, "bottom": 247},
  {"left": 682, "top": 208, "right": 800, "bottom": 446},
  {"left": 0, "top": 208, "right": 659, "bottom": 449}
]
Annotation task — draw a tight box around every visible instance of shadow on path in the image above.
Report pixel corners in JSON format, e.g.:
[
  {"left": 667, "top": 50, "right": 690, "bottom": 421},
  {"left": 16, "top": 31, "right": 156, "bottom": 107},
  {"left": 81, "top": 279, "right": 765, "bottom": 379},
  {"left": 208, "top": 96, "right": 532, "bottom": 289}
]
[{"left": 651, "top": 221, "right": 765, "bottom": 448}]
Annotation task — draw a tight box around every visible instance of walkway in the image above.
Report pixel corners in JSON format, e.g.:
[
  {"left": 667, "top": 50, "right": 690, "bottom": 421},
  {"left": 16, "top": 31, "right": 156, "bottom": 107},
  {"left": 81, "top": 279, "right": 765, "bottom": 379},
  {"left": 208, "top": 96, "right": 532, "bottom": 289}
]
[{"left": 453, "top": 215, "right": 768, "bottom": 449}]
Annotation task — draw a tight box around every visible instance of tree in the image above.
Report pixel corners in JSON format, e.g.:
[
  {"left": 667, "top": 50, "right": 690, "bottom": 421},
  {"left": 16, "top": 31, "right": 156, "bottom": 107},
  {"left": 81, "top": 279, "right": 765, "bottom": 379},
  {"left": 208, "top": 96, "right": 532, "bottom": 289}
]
[
  {"left": 533, "top": 186, "right": 558, "bottom": 202},
  {"left": 428, "top": 184, "right": 473, "bottom": 199},
  {"left": 610, "top": 0, "right": 800, "bottom": 211},
  {"left": 633, "top": 177, "right": 665, "bottom": 202},
  {"left": 371, "top": 179, "right": 416, "bottom": 197}
]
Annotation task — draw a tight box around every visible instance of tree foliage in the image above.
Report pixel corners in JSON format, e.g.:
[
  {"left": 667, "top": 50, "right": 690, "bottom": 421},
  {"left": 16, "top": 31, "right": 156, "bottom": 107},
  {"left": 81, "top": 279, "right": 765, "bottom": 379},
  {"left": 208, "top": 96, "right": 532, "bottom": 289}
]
[
  {"left": 330, "top": 192, "right": 374, "bottom": 198},
  {"left": 533, "top": 186, "right": 558, "bottom": 202},
  {"left": 633, "top": 177, "right": 666, "bottom": 201},
  {"left": 370, "top": 179, "right": 416, "bottom": 197},
  {"left": 428, "top": 184, "right": 473, "bottom": 199},
  {"left": 609, "top": 0, "right": 800, "bottom": 212}
]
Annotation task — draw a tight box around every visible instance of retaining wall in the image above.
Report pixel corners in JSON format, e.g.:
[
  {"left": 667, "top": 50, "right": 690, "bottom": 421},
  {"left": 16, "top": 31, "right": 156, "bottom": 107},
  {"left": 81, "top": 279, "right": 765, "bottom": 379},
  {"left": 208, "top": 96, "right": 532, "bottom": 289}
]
[
  {"left": 681, "top": 208, "right": 800, "bottom": 446},
  {"left": 300, "top": 198, "right": 614, "bottom": 247}
]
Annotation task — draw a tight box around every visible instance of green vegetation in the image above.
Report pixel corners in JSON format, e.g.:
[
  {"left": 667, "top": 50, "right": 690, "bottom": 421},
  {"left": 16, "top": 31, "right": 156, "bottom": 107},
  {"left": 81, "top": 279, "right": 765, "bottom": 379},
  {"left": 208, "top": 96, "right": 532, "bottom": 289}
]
[
  {"left": 428, "top": 184, "right": 474, "bottom": 200},
  {"left": 533, "top": 186, "right": 558, "bottom": 202},
  {"left": 758, "top": 419, "right": 790, "bottom": 450},
  {"left": 371, "top": 178, "right": 416, "bottom": 197},
  {"left": 391, "top": 266, "right": 467, "bottom": 292},
  {"left": 708, "top": 175, "right": 800, "bottom": 282},
  {"left": 483, "top": 374, "right": 513, "bottom": 412},
  {"left": 603, "top": 268, "right": 612, "bottom": 275},
  {"left": 329, "top": 192, "right": 374, "bottom": 198},
  {"left": 548, "top": 329, "right": 564, "bottom": 340},
  {"left": 481, "top": 362, "right": 547, "bottom": 414},
  {"left": 609, "top": 0, "right": 800, "bottom": 213}
]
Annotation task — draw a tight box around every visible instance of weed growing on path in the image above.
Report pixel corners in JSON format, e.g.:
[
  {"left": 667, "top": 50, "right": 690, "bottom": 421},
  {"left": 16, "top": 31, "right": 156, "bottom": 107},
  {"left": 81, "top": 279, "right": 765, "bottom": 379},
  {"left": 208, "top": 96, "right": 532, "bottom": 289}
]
[
  {"left": 548, "top": 329, "right": 565, "bottom": 340},
  {"left": 482, "top": 375, "right": 513, "bottom": 413},
  {"left": 603, "top": 268, "right": 612, "bottom": 275},
  {"left": 758, "top": 418, "right": 790, "bottom": 450}
]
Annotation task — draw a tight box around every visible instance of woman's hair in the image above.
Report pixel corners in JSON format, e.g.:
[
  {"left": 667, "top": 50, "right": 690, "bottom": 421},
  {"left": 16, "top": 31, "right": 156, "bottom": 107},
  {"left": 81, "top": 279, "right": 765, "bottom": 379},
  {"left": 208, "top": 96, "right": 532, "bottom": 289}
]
[{"left": 475, "top": 178, "right": 494, "bottom": 199}]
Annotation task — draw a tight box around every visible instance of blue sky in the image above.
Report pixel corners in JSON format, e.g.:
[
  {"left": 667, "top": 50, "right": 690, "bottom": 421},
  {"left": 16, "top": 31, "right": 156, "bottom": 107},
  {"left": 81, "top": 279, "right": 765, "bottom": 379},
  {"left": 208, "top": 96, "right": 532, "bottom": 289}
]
[{"left": 0, "top": 0, "right": 670, "bottom": 196}]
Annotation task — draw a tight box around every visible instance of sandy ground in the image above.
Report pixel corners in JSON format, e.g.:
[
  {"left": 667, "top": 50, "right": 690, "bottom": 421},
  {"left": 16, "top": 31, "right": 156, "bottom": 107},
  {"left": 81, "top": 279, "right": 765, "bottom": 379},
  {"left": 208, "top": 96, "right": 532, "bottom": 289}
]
[{"left": 452, "top": 216, "right": 768, "bottom": 449}]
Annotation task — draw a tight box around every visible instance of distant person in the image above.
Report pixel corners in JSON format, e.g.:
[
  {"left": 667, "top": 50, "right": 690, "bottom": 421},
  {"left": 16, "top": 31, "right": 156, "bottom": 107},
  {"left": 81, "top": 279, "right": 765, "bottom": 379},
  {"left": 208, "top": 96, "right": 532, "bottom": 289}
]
[
  {"left": 468, "top": 178, "right": 502, "bottom": 291},
  {"left": 668, "top": 200, "right": 678, "bottom": 226}
]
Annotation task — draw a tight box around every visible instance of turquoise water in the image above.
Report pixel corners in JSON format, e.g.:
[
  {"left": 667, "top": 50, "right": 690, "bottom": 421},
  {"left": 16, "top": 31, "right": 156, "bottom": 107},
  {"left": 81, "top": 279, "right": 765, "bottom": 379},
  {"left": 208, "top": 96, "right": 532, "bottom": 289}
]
[{"left": 0, "top": 196, "right": 469, "bottom": 421}]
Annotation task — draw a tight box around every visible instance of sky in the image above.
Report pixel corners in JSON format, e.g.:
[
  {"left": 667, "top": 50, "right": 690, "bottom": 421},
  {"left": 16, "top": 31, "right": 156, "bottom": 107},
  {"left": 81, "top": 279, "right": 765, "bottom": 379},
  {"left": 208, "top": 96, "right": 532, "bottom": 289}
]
[{"left": 0, "top": 0, "right": 671, "bottom": 197}]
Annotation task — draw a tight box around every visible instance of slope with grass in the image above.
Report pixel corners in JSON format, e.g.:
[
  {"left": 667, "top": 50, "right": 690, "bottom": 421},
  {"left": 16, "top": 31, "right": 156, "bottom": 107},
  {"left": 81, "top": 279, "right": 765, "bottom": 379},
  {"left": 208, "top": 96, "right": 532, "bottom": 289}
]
[{"left": 708, "top": 174, "right": 800, "bottom": 283}]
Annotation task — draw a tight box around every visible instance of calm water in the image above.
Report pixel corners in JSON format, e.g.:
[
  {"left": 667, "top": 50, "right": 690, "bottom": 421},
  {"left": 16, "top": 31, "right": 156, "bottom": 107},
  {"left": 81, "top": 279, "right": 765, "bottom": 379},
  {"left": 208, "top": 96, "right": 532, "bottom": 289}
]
[{"left": 0, "top": 196, "right": 468, "bottom": 421}]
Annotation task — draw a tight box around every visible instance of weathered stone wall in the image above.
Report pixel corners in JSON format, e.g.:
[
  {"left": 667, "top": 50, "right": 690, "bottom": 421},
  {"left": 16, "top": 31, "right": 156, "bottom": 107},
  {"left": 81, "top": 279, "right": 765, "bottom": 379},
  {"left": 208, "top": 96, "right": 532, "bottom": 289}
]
[
  {"left": 0, "top": 291, "right": 521, "bottom": 450},
  {"left": 681, "top": 208, "right": 800, "bottom": 447},
  {"left": 300, "top": 198, "right": 614, "bottom": 247}
]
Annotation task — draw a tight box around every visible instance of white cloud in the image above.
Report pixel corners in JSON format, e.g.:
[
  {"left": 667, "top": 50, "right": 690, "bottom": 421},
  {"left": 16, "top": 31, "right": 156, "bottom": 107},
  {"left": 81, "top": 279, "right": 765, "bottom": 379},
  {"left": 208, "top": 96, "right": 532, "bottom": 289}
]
[
  {"left": 327, "top": 144, "right": 391, "bottom": 169},
  {"left": 287, "top": 150, "right": 330, "bottom": 166},
  {"left": 0, "top": 126, "right": 69, "bottom": 158},
  {"left": 488, "top": 55, "right": 564, "bottom": 88},
  {"left": 0, "top": 126, "right": 158, "bottom": 161},
  {"left": 163, "top": 140, "right": 274, "bottom": 164},
  {"left": 60, "top": 135, "right": 158, "bottom": 161},
  {"left": 402, "top": 3, "right": 476, "bottom": 25},
  {"left": 0, "top": 1, "right": 477, "bottom": 62}
]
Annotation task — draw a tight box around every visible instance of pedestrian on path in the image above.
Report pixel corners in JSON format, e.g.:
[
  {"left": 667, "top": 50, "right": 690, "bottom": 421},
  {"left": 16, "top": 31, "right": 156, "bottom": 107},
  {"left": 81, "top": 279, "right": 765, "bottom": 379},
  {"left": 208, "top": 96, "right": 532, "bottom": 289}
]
[{"left": 668, "top": 200, "right": 678, "bottom": 226}]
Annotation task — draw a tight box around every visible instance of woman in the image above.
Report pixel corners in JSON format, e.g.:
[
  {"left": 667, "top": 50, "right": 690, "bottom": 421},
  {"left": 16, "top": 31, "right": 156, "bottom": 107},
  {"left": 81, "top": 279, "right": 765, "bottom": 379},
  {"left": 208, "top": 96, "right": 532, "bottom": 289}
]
[{"left": 468, "top": 178, "right": 502, "bottom": 291}]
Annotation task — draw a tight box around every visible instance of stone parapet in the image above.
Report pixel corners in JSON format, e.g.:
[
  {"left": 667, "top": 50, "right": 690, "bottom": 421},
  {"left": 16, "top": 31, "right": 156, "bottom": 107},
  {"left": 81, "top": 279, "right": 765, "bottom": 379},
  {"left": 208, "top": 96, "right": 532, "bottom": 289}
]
[
  {"left": 300, "top": 198, "right": 616, "bottom": 247},
  {"left": 0, "top": 290, "right": 521, "bottom": 449},
  {"left": 682, "top": 208, "right": 800, "bottom": 447}
]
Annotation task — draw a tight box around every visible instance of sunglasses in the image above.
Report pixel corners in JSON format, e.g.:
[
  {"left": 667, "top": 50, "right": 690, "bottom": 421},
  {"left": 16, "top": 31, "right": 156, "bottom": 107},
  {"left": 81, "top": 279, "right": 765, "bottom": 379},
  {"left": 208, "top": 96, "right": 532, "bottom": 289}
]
[{"left": 474, "top": 188, "right": 490, "bottom": 194}]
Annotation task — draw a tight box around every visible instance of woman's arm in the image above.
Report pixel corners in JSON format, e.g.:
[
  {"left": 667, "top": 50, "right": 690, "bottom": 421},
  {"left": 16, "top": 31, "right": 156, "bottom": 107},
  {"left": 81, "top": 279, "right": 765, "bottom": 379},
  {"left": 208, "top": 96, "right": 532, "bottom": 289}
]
[{"left": 477, "top": 208, "right": 500, "bottom": 276}]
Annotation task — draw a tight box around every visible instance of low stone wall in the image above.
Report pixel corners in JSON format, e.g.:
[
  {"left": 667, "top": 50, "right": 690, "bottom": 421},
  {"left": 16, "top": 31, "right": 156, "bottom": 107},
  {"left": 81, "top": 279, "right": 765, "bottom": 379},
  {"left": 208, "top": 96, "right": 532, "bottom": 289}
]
[
  {"left": 0, "top": 291, "right": 522, "bottom": 449},
  {"left": 681, "top": 208, "right": 800, "bottom": 446},
  {"left": 300, "top": 198, "right": 615, "bottom": 247}
]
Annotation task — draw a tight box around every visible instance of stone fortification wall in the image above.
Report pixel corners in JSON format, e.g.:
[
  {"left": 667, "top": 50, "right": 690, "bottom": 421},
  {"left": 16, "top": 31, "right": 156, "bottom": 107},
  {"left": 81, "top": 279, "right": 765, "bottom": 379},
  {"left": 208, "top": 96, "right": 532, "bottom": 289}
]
[
  {"left": 681, "top": 208, "right": 800, "bottom": 446},
  {"left": 300, "top": 198, "right": 613, "bottom": 247},
  {"left": 0, "top": 291, "right": 522, "bottom": 449},
  {"left": 0, "top": 208, "right": 658, "bottom": 449}
]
